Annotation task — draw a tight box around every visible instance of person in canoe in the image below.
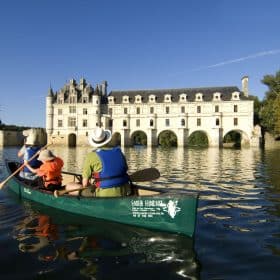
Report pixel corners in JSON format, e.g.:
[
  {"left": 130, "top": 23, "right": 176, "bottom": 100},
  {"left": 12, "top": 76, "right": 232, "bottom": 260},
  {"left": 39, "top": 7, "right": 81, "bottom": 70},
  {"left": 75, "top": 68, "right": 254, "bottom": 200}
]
[
  {"left": 25, "top": 149, "right": 64, "bottom": 192},
  {"left": 18, "top": 129, "right": 42, "bottom": 180},
  {"left": 66, "top": 127, "right": 131, "bottom": 197}
]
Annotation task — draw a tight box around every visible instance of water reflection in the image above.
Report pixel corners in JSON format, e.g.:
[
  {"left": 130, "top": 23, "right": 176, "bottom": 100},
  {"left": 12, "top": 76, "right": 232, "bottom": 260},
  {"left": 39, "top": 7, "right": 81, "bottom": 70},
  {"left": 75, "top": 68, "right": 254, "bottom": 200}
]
[
  {"left": 1, "top": 146, "right": 280, "bottom": 279},
  {"left": 11, "top": 200, "right": 199, "bottom": 279}
]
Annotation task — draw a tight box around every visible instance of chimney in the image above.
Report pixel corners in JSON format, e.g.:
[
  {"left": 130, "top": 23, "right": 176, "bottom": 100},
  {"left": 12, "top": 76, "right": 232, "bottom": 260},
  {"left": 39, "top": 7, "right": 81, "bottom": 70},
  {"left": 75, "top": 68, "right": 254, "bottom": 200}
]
[
  {"left": 79, "top": 78, "right": 86, "bottom": 90},
  {"left": 241, "top": 76, "right": 249, "bottom": 97},
  {"left": 101, "top": 81, "right": 108, "bottom": 96}
]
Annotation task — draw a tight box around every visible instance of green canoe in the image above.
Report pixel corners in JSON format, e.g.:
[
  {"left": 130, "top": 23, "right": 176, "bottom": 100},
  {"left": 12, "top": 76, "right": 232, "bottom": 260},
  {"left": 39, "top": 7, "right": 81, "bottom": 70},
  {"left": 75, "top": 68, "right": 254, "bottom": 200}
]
[{"left": 3, "top": 161, "right": 199, "bottom": 238}]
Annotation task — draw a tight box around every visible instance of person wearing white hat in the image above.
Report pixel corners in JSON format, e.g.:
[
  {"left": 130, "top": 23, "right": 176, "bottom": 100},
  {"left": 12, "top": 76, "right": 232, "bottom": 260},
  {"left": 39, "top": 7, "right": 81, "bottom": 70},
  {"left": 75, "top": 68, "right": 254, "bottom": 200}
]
[
  {"left": 66, "top": 127, "right": 131, "bottom": 197},
  {"left": 18, "top": 129, "right": 42, "bottom": 180},
  {"left": 26, "top": 149, "right": 64, "bottom": 192}
]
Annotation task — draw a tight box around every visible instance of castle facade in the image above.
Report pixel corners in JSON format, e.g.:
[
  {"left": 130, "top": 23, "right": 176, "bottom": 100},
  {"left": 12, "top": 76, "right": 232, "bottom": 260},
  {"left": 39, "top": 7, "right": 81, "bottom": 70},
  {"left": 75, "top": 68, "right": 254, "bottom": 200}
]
[{"left": 46, "top": 77, "right": 260, "bottom": 147}]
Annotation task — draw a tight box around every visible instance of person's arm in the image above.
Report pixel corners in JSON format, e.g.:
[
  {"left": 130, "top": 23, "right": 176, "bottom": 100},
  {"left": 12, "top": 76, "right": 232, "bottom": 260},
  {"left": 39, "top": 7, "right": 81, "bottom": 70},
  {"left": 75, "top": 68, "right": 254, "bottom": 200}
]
[
  {"left": 82, "top": 177, "right": 90, "bottom": 188},
  {"left": 25, "top": 162, "right": 45, "bottom": 176},
  {"left": 82, "top": 152, "right": 100, "bottom": 188},
  {"left": 25, "top": 163, "right": 38, "bottom": 174},
  {"left": 18, "top": 146, "right": 26, "bottom": 158}
]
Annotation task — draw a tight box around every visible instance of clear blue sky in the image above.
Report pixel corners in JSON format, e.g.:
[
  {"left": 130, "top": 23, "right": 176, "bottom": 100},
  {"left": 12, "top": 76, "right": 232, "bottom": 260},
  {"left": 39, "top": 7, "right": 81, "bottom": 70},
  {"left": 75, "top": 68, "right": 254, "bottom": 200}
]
[{"left": 0, "top": 0, "right": 279, "bottom": 127}]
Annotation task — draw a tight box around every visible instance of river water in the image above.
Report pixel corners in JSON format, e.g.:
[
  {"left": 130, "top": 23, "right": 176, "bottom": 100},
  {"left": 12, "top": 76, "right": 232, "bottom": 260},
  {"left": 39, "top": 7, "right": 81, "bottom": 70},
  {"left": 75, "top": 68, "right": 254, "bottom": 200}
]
[{"left": 0, "top": 146, "right": 280, "bottom": 279}]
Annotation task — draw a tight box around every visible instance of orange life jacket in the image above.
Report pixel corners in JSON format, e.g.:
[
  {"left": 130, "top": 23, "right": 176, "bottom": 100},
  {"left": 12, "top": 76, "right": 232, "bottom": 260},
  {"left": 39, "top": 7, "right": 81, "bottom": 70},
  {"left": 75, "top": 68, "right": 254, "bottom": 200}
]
[{"left": 40, "top": 157, "right": 64, "bottom": 188}]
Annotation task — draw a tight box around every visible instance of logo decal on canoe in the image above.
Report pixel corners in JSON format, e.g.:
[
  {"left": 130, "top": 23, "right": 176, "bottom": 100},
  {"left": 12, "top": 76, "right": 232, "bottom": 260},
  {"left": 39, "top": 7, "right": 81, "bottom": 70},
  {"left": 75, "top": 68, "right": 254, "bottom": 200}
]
[
  {"left": 23, "top": 188, "right": 32, "bottom": 195},
  {"left": 131, "top": 199, "right": 181, "bottom": 219},
  {"left": 165, "top": 200, "right": 181, "bottom": 218}
]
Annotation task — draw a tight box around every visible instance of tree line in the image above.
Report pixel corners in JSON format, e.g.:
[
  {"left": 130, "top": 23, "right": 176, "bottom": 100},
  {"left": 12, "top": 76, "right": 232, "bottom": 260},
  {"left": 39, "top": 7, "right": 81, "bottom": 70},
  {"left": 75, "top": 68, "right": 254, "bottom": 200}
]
[
  {"left": 254, "top": 69, "right": 280, "bottom": 138},
  {"left": 0, "top": 123, "right": 31, "bottom": 131}
]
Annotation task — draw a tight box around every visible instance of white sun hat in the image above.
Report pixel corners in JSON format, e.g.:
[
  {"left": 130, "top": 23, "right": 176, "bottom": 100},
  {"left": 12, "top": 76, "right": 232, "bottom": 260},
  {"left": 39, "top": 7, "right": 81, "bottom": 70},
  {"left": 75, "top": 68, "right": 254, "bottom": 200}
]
[
  {"left": 88, "top": 127, "right": 112, "bottom": 148},
  {"left": 25, "top": 130, "right": 39, "bottom": 145},
  {"left": 38, "top": 149, "right": 56, "bottom": 161}
]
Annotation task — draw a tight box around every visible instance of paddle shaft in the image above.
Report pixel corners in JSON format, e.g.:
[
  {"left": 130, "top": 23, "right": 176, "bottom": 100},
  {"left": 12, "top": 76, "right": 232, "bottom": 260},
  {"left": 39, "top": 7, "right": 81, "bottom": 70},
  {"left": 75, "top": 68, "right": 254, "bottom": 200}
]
[
  {"left": 54, "top": 187, "right": 87, "bottom": 197},
  {"left": 61, "top": 167, "right": 160, "bottom": 184},
  {"left": 0, "top": 142, "right": 52, "bottom": 190}
]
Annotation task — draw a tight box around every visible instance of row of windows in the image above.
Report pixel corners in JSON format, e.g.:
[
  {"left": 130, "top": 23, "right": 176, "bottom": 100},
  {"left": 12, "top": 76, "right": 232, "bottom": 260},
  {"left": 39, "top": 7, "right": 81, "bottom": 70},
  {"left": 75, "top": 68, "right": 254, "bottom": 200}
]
[
  {"left": 57, "top": 117, "right": 239, "bottom": 128},
  {"left": 126, "top": 118, "right": 238, "bottom": 127},
  {"left": 119, "top": 105, "right": 239, "bottom": 114},
  {"left": 57, "top": 97, "right": 99, "bottom": 104},
  {"left": 57, "top": 104, "right": 239, "bottom": 116},
  {"left": 58, "top": 118, "right": 102, "bottom": 128},
  {"left": 58, "top": 108, "right": 101, "bottom": 115}
]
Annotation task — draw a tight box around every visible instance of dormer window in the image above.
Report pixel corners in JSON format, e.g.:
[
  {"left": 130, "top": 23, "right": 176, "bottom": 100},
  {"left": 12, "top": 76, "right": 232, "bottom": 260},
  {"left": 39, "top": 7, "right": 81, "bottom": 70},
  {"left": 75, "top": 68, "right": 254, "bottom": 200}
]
[
  {"left": 164, "top": 94, "right": 172, "bottom": 103},
  {"left": 135, "top": 95, "right": 142, "bottom": 103},
  {"left": 195, "top": 93, "right": 203, "bottom": 101},
  {"left": 108, "top": 96, "right": 115, "bottom": 104},
  {"left": 122, "top": 95, "right": 129, "bottom": 103},
  {"left": 179, "top": 93, "right": 187, "bottom": 102},
  {"left": 69, "top": 95, "right": 76, "bottom": 103},
  {"left": 213, "top": 92, "right": 221, "bottom": 101},
  {"left": 231, "top": 91, "right": 240, "bottom": 100},
  {"left": 149, "top": 94, "right": 156, "bottom": 103}
]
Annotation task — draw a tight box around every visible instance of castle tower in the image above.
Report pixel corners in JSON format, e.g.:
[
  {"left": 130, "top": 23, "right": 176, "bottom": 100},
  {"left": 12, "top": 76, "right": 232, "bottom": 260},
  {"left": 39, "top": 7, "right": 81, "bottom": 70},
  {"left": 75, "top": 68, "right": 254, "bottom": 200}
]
[
  {"left": 91, "top": 85, "right": 101, "bottom": 127},
  {"left": 46, "top": 87, "right": 54, "bottom": 135}
]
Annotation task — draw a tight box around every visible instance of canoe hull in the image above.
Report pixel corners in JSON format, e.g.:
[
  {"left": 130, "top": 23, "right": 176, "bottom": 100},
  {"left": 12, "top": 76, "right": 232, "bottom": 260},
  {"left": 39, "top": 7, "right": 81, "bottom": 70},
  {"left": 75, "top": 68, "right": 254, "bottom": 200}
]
[{"left": 5, "top": 165, "right": 198, "bottom": 238}]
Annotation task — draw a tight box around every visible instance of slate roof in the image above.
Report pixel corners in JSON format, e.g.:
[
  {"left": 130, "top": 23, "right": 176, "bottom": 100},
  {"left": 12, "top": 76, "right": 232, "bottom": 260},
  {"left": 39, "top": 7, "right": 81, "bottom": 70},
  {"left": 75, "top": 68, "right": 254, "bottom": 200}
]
[
  {"left": 51, "top": 83, "right": 99, "bottom": 103},
  {"left": 107, "top": 86, "right": 248, "bottom": 103}
]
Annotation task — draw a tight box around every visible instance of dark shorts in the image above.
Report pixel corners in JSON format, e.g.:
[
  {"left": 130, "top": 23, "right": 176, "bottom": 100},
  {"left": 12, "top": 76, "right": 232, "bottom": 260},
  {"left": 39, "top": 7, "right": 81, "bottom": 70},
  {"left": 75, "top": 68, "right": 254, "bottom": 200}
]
[{"left": 46, "top": 184, "right": 64, "bottom": 192}]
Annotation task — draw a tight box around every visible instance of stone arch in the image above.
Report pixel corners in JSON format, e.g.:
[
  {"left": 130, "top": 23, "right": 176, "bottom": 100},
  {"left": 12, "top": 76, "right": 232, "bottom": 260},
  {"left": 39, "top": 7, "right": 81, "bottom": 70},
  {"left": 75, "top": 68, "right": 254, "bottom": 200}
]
[
  {"left": 188, "top": 130, "right": 209, "bottom": 147},
  {"left": 157, "top": 129, "right": 178, "bottom": 147},
  {"left": 223, "top": 129, "right": 250, "bottom": 148},
  {"left": 68, "top": 133, "right": 76, "bottom": 147},
  {"left": 130, "top": 130, "right": 147, "bottom": 146}
]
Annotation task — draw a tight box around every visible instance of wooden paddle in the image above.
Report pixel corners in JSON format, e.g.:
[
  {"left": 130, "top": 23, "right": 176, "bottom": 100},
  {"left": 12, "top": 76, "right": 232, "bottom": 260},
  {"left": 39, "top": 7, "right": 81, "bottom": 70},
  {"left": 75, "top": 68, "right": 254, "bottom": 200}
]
[
  {"left": 54, "top": 186, "right": 87, "bottom": 197},
  {"left": 0, "top": 143, "right": 52, "bottom": 190},
  {"left": 129, "top": 167, "right": 160, "bottom": 182},
  {"left": 54, "top": 167, "right": 161, "bottom": 197}
]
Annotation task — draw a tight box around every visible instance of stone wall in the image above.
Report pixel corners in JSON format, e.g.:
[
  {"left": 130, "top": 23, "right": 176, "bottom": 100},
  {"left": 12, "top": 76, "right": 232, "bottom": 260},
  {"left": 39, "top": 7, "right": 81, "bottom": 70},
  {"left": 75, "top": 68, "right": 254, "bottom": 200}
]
[
  {"left": 0, "top": 128, "right": 47, "bottom": 147},
  {"left": 0, "top": 130, "right": 24, "bottom": 146}
]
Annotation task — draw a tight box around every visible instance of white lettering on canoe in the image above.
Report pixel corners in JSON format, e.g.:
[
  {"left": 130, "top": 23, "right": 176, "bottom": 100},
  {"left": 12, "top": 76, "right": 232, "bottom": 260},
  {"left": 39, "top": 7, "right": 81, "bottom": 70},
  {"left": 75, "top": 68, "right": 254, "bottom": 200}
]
[
  {"left": 131, "top": 199, "right": 181, "bottom": 219},
  {"left": 23, "top": 188, "right": 32, "bottom": 195}
]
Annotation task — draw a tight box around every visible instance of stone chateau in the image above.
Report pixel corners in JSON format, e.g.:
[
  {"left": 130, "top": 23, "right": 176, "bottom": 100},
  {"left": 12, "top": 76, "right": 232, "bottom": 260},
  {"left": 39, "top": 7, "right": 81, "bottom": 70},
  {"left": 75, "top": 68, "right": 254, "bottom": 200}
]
[{"left": 46, "top": 76, "right": 261, "bottom": 147}]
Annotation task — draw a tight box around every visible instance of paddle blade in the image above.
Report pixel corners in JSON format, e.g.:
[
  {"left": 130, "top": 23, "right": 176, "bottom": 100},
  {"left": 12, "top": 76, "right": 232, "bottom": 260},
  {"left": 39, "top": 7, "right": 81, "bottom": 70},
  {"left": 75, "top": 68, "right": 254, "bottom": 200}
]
[{"left": 129, "top": 168, "right": 160, "bottom": 182}]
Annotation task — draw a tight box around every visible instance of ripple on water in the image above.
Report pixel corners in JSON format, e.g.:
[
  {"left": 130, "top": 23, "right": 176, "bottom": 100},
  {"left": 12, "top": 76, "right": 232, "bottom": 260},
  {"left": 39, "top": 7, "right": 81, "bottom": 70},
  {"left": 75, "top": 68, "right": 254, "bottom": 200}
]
[{"left": 0, "top": 146, "right": 280, "bottom": 279}]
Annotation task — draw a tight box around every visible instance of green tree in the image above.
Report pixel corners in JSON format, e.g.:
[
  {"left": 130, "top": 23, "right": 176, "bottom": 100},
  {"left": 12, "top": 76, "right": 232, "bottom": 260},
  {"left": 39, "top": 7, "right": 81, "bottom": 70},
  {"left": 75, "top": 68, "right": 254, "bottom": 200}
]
[
  {"left": 133, "top": 131, "right": 147, "bottom": 145},
  {"left": 0, "top": 123, "right": 31, "bottom": 131},
  {"left": 248, "top": 95, "right": 261, "bottom": 125},
  {"left": 274, "top": 95, "right": 280, "bottom": 136},
  {"left": 159, "top": 131, "right": 177, "bottom": 147},
  {"left": 188, "top": 131, "right": 208, "bottom": 147},
  {"left": 260, "top": 70, "right": 280, "bottom": 135}
]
